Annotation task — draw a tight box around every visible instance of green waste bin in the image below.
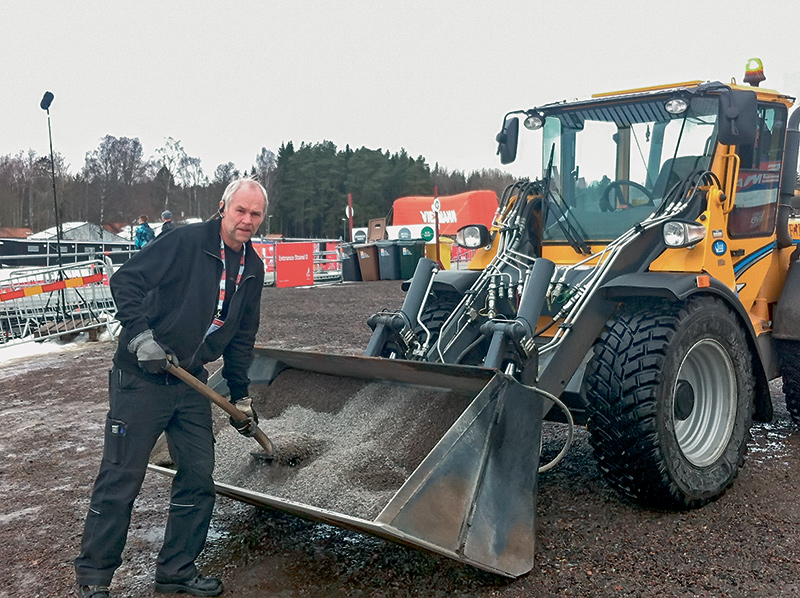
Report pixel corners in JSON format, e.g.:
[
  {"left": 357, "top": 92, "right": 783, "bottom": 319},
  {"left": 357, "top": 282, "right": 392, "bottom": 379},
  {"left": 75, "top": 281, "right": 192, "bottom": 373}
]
[
  {"left": 376, "top": 240, "right": 401, "bottom": 280},
  {"left": 339, "top": 243, "right": 361, "bottom": 281},
  {"left": 354, "top": 243, "right": 380, "bottom": 281},
  {"left": 397, "top": 239, "right": 427, "bottom": 279}
]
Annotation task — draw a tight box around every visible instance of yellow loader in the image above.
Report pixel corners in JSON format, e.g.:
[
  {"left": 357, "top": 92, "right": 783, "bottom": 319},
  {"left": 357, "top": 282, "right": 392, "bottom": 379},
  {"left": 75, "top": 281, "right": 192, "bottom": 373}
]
[{"left": 152, "top": 61, "right": 800, "bottom": 578}]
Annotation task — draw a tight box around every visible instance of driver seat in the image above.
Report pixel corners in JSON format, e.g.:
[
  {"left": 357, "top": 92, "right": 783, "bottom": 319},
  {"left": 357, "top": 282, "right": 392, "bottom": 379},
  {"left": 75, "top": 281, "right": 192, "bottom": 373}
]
[{"left": 651, "top": 155, "right": 709, "bottom": 199}]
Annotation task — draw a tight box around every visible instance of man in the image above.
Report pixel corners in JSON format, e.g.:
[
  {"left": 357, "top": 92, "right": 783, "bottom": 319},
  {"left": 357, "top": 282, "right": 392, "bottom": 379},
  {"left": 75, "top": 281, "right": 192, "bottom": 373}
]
[
  {"left": 75, "top": 178, "right": 267, "bottom": 598},
  {"left": 134, "top": 214, "right": 155, "bottom": 248},
  {"left": 159, "top": 210, "right": 176, "bottom": 236}
]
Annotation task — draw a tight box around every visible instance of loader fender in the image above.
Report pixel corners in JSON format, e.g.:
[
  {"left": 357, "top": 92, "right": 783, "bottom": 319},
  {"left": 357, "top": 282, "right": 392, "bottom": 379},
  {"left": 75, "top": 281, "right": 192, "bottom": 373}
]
[
  {"left": 599, "top": 271, "right": 772, "bottom": 422},
  {"left": 429, "top": 269, "right": 482, "bottom": 295},
  {"left": 773, "top": 259, "right": 800, "bottom": 341},
  {"left": 400, "top": 269, "right": 481, "bottom": 294},
  {"left": 601, "top": 272, "right": 755, "bottom": 335}
]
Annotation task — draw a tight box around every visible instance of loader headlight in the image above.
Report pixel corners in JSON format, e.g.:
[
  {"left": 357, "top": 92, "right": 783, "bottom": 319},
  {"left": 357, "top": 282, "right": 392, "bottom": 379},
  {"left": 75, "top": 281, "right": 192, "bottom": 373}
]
[
  {"left": 663, "top": 220, "right": 706, "bottom": 247},
  {"left": 523, "top": 111, "right": 545, "bottom": 130},
  {"left": 665, "top": 97, "right": 689, "bottom": 115},
  {"left": 456, "top": 224, "right": 491, "bottom": 248}
]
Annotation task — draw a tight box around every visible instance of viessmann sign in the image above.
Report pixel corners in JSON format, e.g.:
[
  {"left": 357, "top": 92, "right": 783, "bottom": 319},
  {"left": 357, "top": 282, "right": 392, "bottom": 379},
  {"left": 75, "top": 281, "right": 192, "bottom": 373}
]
[{"left": 391, "top": 190, "right": 498, "bottom": 235}]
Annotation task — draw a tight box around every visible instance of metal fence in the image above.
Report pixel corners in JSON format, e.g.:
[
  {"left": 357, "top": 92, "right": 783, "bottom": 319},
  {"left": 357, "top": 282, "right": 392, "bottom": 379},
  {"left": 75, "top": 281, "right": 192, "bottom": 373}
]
[
  {"left": 0, "top": 258, "right": 119, "bottom": 345},
  {"left": 0, "top": 237, "right": 349, "bottom": 347}
]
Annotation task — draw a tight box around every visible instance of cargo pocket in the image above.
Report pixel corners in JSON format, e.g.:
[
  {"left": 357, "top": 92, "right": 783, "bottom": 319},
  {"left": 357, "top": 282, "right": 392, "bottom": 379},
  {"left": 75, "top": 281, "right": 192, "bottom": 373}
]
[{"left": 104, "top": 417, "right": 127, "bottom": 464}]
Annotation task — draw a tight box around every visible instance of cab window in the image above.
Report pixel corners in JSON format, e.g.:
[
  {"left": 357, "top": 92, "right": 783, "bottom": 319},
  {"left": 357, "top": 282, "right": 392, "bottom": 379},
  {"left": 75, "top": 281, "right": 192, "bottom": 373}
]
[{"left": 728, "top": 104, "right": 787, "bottom": 238}]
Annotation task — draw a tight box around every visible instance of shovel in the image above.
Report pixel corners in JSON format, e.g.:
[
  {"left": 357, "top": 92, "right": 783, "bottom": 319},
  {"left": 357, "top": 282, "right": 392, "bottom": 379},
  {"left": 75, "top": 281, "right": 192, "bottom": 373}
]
[{"left": 167, "top": 363, "right": 276, "bottom": 462}]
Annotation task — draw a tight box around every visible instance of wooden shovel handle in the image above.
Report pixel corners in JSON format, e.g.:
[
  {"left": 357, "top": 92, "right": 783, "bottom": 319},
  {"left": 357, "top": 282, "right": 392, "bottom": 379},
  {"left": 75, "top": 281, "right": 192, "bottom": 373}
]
[{"left": 167, "top": 364, "right": 275, "bottom": 458}]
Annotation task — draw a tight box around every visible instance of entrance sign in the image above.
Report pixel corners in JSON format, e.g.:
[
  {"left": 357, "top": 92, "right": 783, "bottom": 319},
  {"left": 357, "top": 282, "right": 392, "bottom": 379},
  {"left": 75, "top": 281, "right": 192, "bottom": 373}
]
[{"left": 275, "top": 242, "right": 314, "bottom": 288}]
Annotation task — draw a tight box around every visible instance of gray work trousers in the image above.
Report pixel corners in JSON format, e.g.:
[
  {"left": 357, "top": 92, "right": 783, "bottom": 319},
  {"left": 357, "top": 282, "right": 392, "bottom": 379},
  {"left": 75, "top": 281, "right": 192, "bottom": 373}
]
[{"left": 75, "top": 367, "right": 215, "bottom": 586}]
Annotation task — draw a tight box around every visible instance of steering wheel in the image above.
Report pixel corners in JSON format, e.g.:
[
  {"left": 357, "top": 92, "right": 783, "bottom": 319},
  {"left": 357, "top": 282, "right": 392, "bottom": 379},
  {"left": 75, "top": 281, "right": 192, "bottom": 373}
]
[{"left": 600, "top": 180, "right": 656, "bottom": 212}]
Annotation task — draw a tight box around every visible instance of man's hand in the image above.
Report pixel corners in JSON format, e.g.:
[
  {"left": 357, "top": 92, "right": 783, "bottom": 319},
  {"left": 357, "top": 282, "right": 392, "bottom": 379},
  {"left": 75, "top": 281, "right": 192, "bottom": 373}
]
[
  {"left": 229, "top": 397, "right": 259, "bottom": 437},
  {"left": 127, "top": 329, "right": 175, "bottom": 374}
]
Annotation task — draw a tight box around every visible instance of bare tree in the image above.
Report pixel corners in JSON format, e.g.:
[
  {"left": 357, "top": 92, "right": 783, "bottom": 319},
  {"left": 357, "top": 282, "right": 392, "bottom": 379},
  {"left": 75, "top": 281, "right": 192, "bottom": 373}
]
[
  {"left": 153, "top": 137, "right": 188, "bottom": 210},
  {"left": 83, "top": 135, "right": 147, "bottom": 224},
  {"left": 179, "top": 156, "right": 207, "bottom": 219},
  {"left": 255, "top": 147, "right": 277, "bottom": 194},
  {"left": 213, "top": 162, "right": 238, "bottom": 186}
]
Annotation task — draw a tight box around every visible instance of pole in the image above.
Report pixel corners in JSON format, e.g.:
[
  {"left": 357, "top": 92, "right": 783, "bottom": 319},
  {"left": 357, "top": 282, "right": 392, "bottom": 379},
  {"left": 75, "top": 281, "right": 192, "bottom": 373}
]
[
  {"left": 347, "top": 193, "right": 354, "bottom": 236},
  {"left": 434, "top": 185, "right": 441, "bottom": 268},
  {"left": 40, "top": 91, "right": 64, "bottom": 274}
]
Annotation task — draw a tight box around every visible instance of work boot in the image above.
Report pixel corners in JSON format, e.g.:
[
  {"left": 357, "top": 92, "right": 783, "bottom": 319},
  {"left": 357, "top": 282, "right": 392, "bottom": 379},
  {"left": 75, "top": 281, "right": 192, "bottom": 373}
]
[
  {"left": 78, "top": 586, "right": 110, "bottom": 598},
  {"left": 154, "top": 574, "right": 223, "bottom": 596}
]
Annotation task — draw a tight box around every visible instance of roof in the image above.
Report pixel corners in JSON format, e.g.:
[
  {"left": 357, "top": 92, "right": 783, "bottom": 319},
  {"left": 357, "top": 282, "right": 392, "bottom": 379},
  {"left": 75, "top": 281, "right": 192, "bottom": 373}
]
[
  {"left": 0, "top": 227, "right": 33, "bottom": 239},
  {"left": 28, "top": 221, "right": 129, "bottom": 243}
]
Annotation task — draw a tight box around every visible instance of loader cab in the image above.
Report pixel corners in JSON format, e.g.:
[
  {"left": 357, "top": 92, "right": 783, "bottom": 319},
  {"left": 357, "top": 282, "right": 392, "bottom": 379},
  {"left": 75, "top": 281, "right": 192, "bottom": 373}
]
[
  {"left": 495, "top": 83, "right": 790, "bottom": 257},
  {"left": 534, "top": 91, "right": 720, "bottom": 246}
]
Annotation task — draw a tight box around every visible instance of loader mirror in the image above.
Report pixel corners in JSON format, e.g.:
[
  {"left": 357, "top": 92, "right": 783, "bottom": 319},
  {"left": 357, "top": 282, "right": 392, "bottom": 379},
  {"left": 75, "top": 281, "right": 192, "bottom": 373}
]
[
  {"left": 717, "top": 89, "right": 758, "bottom": 146},
  {"left": 456, "top": 224, "right": 491, "bottom": 248},
  {"left": 496, "top": 116, "right": 519, "bottom": 164}
]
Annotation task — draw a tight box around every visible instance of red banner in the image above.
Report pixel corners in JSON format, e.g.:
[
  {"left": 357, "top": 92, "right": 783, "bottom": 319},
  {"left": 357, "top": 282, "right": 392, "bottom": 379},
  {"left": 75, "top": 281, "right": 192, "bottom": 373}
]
[{"left": 275, "top": 242, "right": 314, "bottom": 288}]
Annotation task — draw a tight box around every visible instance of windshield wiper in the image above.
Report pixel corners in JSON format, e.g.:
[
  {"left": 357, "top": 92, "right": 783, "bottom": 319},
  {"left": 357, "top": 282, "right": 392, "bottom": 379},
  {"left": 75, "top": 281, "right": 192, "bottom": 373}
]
[{"left": 542, "top": 144, "right": 591, "bottom": 255}]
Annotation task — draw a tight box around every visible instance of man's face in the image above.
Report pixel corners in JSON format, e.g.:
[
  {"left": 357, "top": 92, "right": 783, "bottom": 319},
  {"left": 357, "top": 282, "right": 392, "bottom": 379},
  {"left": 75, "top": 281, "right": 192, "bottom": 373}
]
[{"left": 219, "top": 184, "right": 266, "bottom": 251}]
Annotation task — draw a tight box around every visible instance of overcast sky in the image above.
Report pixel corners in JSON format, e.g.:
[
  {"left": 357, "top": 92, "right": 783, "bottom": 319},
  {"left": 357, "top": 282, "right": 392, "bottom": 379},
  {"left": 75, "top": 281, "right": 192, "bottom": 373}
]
[{"left": 3, "top": 0, "right": 799, "bottom": 181}]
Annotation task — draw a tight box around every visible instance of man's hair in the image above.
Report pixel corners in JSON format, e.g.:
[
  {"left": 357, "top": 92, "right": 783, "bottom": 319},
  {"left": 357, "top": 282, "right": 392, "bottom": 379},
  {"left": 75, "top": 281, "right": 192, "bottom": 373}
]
[
  {"left": 138, "top": 214, "right": 149, "bottom": 223},
  {"left": 220, "top": 177, "right": 268, "bottom": 212}
]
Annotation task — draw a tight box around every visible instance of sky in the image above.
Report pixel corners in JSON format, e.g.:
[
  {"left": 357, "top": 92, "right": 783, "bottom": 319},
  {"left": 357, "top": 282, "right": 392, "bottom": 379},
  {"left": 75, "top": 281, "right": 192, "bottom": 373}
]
[{"left": 3, "top": 0, "right": 800, "bottom": 182}]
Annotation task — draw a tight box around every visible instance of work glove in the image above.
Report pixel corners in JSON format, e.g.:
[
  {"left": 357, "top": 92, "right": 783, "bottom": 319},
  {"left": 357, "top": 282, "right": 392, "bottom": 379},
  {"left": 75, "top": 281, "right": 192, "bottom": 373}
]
[
  {"left": 127, "top": 329, "right": 176, "bottom": 374},
  {"left": 229, "top": 396, "right": 259, "bottom": 437}
]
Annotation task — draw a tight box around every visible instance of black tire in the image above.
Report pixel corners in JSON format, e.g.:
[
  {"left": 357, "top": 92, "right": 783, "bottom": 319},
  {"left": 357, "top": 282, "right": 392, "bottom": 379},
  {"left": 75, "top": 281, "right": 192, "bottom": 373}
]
[
  {"left": 381, "top": 291, "right": 462, "bottom": 360},
  {"left": 585, "top": 296, "right": 755, "bottom": 510},
  {"left": 418, "top": 291, "right": 461, "bottom": 352},
  {"left": 776, "top": 339, "right": 800, "bottom": 424}
]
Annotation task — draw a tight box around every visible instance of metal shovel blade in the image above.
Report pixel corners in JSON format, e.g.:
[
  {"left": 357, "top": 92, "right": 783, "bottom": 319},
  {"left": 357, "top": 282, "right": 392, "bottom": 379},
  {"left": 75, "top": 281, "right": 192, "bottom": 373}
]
[{"left": 151, "top": 347, "right": 544, "bottom": 577}]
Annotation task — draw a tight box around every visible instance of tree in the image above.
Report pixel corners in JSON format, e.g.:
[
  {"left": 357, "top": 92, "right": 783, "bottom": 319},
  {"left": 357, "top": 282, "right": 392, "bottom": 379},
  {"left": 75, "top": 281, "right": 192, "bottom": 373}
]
[
  {"left": 179, "top": 156, "right": 207, "bottom": 219},
  {"left": 432, "top": 164, "right": 468, "bottom": 196},
  {"left": 465, "top": 168, "right": 516, "bottom": 197},
  {"left": 83, "top": 135, "right": 147, "bottom": 224},
  {"left": 213, "top": 162, "right": 238, "bottom": 186},
  {"left": 1, "top": 133, "right": 517, "bottom": 238},
  {"left": 255, "top": 147, "right": 277, "bottom": 195},
  {"left": 153, "top": 137, "right": 189, "bottom": 211}
]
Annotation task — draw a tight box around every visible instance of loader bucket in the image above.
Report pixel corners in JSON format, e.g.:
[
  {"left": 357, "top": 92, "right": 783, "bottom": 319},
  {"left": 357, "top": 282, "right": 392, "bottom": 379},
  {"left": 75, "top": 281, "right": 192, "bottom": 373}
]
[{"left": 149, "top": 346, "right": 545, "bottom": 578}]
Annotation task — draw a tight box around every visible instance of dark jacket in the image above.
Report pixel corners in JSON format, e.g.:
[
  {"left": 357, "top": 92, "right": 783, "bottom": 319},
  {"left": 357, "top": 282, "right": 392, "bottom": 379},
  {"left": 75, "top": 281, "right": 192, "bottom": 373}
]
[
  {"left": 159, "top": 220, "right": 176, "bottom": 236},
  {"left": 111, "top": 218, "right": 264, "bottom": 399}
]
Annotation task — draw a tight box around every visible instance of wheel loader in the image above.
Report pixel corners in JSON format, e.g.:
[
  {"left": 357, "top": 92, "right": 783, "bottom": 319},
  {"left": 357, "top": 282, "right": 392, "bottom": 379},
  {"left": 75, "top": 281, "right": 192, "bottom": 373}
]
[{"left": 151, "top": 63, "right": 800, "bottom": 579}]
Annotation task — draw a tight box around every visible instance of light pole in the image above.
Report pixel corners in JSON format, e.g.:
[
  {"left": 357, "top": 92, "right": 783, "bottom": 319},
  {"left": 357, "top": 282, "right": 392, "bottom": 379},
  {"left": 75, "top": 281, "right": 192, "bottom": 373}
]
[
  {"left": 40, "top": 91, "right": 63, "bottom": 271},
  {"left": 341, "top": 217, "right": 347, "bottom": 241},
  {"left": 268, "top": 214, "right": 273, "bottom": 236}
]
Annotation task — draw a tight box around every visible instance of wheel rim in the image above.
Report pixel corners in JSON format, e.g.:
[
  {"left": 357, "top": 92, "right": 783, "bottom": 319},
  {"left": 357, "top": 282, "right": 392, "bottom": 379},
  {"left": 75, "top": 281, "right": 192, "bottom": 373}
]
[{"left": 673, "top": 339, "right": 737, "bottom": 467}]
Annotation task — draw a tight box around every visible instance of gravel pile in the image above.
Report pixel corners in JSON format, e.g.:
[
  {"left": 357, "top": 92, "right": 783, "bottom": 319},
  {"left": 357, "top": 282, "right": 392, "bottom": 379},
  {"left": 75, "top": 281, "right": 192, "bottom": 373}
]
[{"left": 213, "top": 369, "right": 474, "bottom": 520}]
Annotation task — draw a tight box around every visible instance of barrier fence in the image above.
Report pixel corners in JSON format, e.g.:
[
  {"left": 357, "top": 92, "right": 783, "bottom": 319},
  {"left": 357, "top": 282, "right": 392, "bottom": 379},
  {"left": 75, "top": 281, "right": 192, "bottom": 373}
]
[
  {"left": 0, "top": 236, "right": 372, "bottom": 347},
  {"left": 0, "top": 258, "right": 118, "bottom": 345}
]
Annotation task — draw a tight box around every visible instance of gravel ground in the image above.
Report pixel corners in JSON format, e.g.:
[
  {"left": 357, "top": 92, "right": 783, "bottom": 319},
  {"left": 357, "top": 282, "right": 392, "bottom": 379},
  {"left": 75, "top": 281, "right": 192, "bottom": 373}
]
[{"left": 1, "top": 280, "right": 799, "bottom": 598}]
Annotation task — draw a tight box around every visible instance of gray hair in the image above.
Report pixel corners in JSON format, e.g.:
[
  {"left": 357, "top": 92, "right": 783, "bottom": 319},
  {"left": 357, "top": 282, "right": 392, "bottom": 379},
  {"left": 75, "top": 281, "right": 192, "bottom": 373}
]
[{"left": 220, "top": 177, "right": 268, "bottom": 211}]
